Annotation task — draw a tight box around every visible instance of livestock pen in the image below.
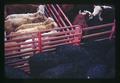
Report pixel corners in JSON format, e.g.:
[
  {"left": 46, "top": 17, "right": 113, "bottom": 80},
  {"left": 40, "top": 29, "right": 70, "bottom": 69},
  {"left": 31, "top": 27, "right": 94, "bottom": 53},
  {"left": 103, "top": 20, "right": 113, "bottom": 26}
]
[{"left": 4, "top": 4, "right": 115, "bottom": 78}]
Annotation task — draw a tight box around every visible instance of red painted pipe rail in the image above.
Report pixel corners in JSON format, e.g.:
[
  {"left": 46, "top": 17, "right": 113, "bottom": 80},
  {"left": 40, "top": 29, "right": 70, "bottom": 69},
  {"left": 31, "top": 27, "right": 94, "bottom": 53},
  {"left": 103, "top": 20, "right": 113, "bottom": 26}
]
[{"left": 83, "top": 23, "right": 114, "bottom": 31}]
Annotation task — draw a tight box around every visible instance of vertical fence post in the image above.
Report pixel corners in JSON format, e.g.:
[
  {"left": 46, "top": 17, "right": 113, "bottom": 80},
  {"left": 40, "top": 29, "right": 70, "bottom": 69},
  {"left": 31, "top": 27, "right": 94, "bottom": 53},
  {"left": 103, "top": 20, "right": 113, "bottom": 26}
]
[
  {"left": 56, "top": 4, "right": 73, "bottom": 26},
  {"left": 38, "top": 32, "right": 42, "bottom": 52},
  {"left": 109, "top": 20, "right": 115, "bottom": 39},
  {"left": 4, "top": 31, "right": 7, "bottom": 41},
  {"left": 72, "top": 26, "right": 82, "bottom": 45},
  {"left": 32, "top": 34, "right": 36, "bottom": 54}
]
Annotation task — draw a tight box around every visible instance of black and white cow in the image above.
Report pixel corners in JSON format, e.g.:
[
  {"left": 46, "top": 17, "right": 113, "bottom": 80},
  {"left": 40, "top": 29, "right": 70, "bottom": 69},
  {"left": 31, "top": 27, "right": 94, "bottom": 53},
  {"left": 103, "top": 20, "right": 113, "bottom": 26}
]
[
  {"left": 88, "top": 5, "right": 115, "bottom": 25},
  {"left": 62, "top": 4, "right": 115, "bottom": 27}
]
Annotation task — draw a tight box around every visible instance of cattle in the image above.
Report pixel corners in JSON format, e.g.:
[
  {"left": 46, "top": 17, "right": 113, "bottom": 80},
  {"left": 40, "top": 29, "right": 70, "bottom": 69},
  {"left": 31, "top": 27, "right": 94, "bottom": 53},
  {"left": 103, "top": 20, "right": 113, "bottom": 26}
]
[
  {"left": 5, "top": 5, "right": 47, "bottom": 35},
  {"left": 11, "top": 17, "right": 58, "bottom": 56},
  {"left": 15, "top": 17, "right": 57, "bottom": 33},
  {"left": 5, "top": 12, "right": 39, "bottom": 20},
  {"left": 61, "top": 4, "right": 114, "bottom": 27},
  {"left": 5, "top": 14, "right": 47, "bottom": 35},
  {"left": 88, "top": 5, "right": 114, "bottom": 26}
]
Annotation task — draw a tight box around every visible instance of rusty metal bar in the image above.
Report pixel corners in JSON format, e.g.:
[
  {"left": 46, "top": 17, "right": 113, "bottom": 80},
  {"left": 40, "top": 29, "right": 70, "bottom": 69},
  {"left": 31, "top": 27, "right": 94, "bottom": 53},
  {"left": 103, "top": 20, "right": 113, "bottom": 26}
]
[
  {"left": 6, "top": 36, "right": 36, "bottom": 42},
  {"left": 47, "top": 4, "right": 67, "bottom": 27},
  {"left": 109, "top": 20, "right": 115, "bottom": 39},
  {"left": 14, "top": 63, "right": 29, "bottom": 68},
  {"left": 45, "top": 6, "right": 51, "bottom": 17},
  {"left": 43, "top": 38, "right": 74, "bottom": 47},
  {"left": 5, "top": 45, "right": 31, "bottom": 53},
  {"left": 42, "top": 48, "right": 56, "bottom": 52},
  {"left": 31, "top": 34, "right": 36, "bottom": 54},
  {"left": 20, "top": 67, "right": 30, "bottom": 72},
  {"left": 56, "top": 4, "right": 72, "bottom": 26},
  {"left": 42, "top": 32, "right": 81, "bottom": 42},
  {"left": 83, "top": 23, "right": 114, "bottom": 31},
  {"left": 43, "top": 33, "right": 81, "bottom": 46},
  {"left": 45, "top": 5, "right": 62, "bottom": 27},
  {"left": 38, "top": 32, "right": 42, "bottom": 52},
  {"left": 44, "top": 8, "right": 49, "bottom": 17},
  {"left": 5, "top": 59, "right": 28, "bottom": 64},
  {"left": 5, "top": 49, "right": 36, "bottom": 57},
  {"left": 42, "top": 29, "right": 80, "bottom": 37},
  {"left": 42, "top": 40, "right": 80, "bottom": 49},
  {"left": 5, "top": 41, "right": 38, "bottom": 49},
  {"left": 5, "top": 53, "right": 33, "bottom": 60},
  {"left": 50, "top": 4, "right": 66, "bottom": 27},
  {"left": 83, "top": 30, "right": 112, "bottom": 39},
  {"left": 9, "top": 61, "right": 28, "bottom": 66}
]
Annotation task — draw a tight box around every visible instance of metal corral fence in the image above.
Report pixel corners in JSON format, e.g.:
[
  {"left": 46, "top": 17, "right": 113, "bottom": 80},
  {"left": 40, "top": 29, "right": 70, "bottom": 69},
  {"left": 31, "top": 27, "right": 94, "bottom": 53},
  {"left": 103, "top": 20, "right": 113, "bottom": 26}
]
[{"left": 4, "top": 4, "right": 115, "bottom": 74}]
